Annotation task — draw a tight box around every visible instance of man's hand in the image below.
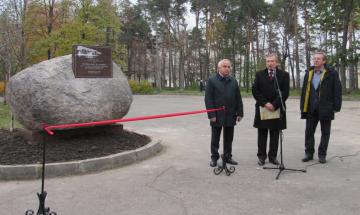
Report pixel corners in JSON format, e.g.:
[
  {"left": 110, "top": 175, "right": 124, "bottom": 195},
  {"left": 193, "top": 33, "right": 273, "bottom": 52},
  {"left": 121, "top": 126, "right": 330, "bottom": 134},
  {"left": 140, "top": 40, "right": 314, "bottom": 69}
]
[
  {"left": 210, "top": 117, "right": 216, "bottom": 122},
  {"left": 236, "top": 116, "right": 242, "bottom": 122},
  {"left": 265, "top": 103, "right": 274, "bottom": 111}
]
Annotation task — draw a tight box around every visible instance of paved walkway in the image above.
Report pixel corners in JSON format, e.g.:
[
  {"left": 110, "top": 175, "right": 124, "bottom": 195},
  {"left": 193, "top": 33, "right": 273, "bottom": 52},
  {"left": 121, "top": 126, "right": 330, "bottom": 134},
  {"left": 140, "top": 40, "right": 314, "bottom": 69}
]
[{"left": 1, "top": 95, "right": 360, "bottom": 215}]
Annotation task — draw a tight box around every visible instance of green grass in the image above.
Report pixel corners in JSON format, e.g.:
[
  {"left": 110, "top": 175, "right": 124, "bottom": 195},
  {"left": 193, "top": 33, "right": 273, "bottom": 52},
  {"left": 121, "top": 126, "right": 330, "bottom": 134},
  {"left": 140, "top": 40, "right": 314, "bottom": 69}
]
[
  {"left": 0, "top": 103, "right": 21, "bottom": 129},
  {"left": 156, "top": 87, "right": 205, "bottom": 96},
  {"left": 0, "top": 88, "right": 358, "bottom": 129},
  {"left": 343, "top": 89, "right": 360, "bottom": 100},
  {"left": 289, "top": 89, "right": 301, "bottom": 97},
  {"left": 155, "top": 88, "right": 360, "bottom": 101},
  {"left": 156, "top": 87, "right": 300, "bottom": 97}
]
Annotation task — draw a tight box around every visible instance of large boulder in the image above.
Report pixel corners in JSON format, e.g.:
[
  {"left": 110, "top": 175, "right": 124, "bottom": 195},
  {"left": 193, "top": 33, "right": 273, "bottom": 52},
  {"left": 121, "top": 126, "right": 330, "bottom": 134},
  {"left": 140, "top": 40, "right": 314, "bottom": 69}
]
[{"left": 6, "top": 55, "right": 132, "bottom": 130}]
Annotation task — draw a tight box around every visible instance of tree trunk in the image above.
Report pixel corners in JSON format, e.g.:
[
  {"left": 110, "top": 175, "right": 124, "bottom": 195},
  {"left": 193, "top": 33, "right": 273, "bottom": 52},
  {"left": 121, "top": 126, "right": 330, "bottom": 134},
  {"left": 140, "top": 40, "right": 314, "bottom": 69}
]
[
  {"left": 179, "top": 47, "right": 185, "bottom": 88},
  {"left": 232, "top": 28, "right": 236, "bottom": 78},
  {"left": 238, "top": 55, "right": 242, "bottom": 87},
  {"left": 330, "top": 32, "right": 333, "bottom": 56},
  {"left": 262, "top": 23, "right": 266, "bottom": 51},
  {"left": 255, "top": 17, "right": 260, "bottom": 69},
  {"left": 161, "top": 44, "right": 166, "bottom": 88},
  {"left": 245, "top": 20, "right": 251, "bottom": 92},
  {"left": 7, "top": 63, "right": 14, "bottom": 131},
  {"left": 353, "top": 31, "right": 358, "bottom": 90},
  {"left": 4, "top": 63, "right": 12, "bottom": 105},
  {"left": 287, "top": 41, "right": 295, "bottom": 90},
  {"left": 251, "top": 41, "right": 256, "bottom": 85},
  {"left": 143, "top": 42, "right": 148, "bottom": 81},
  {"left": 194, "top": 0, "right": 202, "bottom": 82},
  {"left": 335, "top": 19, "right": 340, "bottom": 72},
  {"left": 205, "top": 4, "right": 210, "bottom": 79},
  {"left": 172, "top": 47, "right": 177, "bottom": 88},
  {"left": 339, "top": 0, "right": 354, "bottom": 93},
  {"left": 304, "top": 2, "right": 311, "bottom": 69},
  {"left": 19, "top": 0, "right": 28, "bottom": 69},
  {"left": 250, "top": 28, "right": 256, "bottom": 83},
  {"left": 243, "top": 55, "right": 249, "bottom": 92},
  {"left": 47, "top": 0, "right": 55, "bottom": 59},
  {"left": 348, "top": 10, "right": 355, "bottom": 91},
  {"left": 168, "top": 47, "right": 172, "bottom": 88},
  {"left": 294, "top": 0, "right": 301, "bottom": 89},
  {"left": 185, "top": 40, "right": 190, "bottom": 88},
  {"left": 154, "top": 36, "right": 161, "bottom": 89},
  {"left": 173, "top": 22, "right": 179, "bottom": 88},
  {"left": 281, "top": 37, "right": 287, "bottom": 70},
  {"left": 127, "top": 43, "right": 133, "bottom": 79}
]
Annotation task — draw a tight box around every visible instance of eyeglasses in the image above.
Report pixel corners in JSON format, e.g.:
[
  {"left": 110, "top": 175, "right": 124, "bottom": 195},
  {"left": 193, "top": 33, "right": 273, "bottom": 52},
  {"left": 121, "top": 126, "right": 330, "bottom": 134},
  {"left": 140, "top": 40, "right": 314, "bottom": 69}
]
[{"left": 222, "top": 65, "right": 231, "bottom": 68}]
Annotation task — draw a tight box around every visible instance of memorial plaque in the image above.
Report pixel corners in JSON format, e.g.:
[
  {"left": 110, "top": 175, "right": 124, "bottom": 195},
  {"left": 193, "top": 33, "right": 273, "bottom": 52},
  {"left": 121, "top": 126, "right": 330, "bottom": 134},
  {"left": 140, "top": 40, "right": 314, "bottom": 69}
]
[{"left": 72, "top": 45, "right": 112, "bottom": 78}]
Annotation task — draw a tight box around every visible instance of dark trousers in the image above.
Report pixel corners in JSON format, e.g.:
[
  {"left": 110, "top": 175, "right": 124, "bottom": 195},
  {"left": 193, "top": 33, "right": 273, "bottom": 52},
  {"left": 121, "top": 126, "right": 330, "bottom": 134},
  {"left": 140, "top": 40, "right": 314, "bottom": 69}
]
[
  {"left": 305, "top": 112, "right": 331, "bottom": 157},
  {"left": 257, "top": 128, "right": 279, "bottom": 160},
  {"left": 211, "top": 126, "right": 234, "bottom": 160}
]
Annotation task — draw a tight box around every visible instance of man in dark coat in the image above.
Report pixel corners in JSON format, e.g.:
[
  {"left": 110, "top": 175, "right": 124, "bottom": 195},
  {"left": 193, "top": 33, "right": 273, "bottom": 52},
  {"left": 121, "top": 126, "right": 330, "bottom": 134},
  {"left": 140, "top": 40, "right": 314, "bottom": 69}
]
[
  {"left": 300, "top": 52, "right": 342, "bottom": 164},
  {"left": 252, "top": 53, "right": 289, "bottom": 166},
  {"left": 205, "top": 59, "right": 244, "bottom": 167}
]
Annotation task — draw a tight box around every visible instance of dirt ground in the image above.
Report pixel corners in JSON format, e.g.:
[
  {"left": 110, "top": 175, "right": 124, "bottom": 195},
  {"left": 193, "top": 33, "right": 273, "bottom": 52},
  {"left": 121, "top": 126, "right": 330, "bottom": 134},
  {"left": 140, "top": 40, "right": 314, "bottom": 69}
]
[{"left": 0, "top": 126, "right": 150, "bottom": 165}]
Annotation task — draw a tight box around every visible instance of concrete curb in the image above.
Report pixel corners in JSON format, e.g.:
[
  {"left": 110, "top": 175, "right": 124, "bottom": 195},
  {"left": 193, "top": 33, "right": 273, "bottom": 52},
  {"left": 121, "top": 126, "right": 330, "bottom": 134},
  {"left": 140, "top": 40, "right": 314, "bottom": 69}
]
[{"left": 0, "top": 139, "right": 162, "bottom": 180}]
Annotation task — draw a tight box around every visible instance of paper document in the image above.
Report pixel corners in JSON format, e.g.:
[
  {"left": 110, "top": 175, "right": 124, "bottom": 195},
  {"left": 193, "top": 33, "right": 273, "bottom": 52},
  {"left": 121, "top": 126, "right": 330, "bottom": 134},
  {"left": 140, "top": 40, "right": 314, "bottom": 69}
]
[{"left": 260, "top": 107, "right": 280, "bottom": 120}]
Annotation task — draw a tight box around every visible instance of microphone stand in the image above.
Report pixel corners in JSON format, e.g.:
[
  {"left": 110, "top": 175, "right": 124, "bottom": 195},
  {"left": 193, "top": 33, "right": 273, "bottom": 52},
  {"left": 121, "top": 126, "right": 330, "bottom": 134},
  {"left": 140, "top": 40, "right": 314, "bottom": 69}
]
[{"left": 263, "top": 72, "right": 306, "bottom": 180}]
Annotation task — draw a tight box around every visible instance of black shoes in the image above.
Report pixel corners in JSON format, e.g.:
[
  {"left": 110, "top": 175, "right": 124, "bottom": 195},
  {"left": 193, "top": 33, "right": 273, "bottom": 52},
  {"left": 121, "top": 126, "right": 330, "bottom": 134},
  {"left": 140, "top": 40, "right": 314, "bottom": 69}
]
[
  {"left": 302, "top": 154, "right": 313, "bottom": 162},
  {"left": 257, "top": 158, "right": 265, "bottom": 166},
  {"left": 210, "top": 157, "right": 238, "bottom": 166},
  {"left": 224, "top": 157, "right": 238, "bottom": 165},
  {"left": 257, "top": 158, "right": 278, "bottom": 166},
  {"left": 269, "top": 158, "right": 280, "bottom": 165},
  {"left": 302, "top": 153, "right": 326, "bottom": 163},
  {"left": 210, "top": 159, "right": 217, "bottom": 167},
  {"left": 302, "top": 154, "right": 326, "bottom": 163},
  {"left": 319, "top": 157, "right": 327, "bottom": 164}
]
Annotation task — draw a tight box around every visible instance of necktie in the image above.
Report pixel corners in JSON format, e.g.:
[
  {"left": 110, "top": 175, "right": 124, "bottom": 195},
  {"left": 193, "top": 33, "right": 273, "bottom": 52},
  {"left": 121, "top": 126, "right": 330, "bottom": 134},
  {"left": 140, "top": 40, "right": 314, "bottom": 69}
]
[{"left": 269, "top": 70, "right": 273, "bottom": 80}]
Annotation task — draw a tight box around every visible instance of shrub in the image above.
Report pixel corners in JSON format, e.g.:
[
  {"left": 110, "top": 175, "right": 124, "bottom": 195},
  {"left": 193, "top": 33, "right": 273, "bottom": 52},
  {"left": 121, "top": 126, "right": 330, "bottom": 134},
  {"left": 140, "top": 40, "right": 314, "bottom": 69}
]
[
  {"left": 0, "top": 81, "right": 5, "bottom": 94},
  {"left": 128, "top": 80, "right": 154, "bottom": 94}
]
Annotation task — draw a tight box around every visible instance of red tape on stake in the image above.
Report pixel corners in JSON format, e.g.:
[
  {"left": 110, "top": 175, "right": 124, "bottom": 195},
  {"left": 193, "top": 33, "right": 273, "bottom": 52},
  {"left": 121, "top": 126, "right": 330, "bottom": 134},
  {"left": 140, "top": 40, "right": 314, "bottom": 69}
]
[{"left": 43, "top": 107, "right": 225, "bottom": 135}]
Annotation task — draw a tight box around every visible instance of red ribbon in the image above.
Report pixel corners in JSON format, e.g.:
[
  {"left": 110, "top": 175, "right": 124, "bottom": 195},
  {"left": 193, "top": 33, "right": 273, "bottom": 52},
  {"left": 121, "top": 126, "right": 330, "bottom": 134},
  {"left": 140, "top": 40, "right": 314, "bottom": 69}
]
[{"left": 43, "top": 107, "right": 225, "bottom": 135}]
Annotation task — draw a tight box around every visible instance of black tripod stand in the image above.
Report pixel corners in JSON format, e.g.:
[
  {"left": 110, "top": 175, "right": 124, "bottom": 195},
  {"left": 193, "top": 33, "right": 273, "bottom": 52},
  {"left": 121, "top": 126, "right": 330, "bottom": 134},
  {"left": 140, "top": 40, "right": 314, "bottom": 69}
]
[
  {"left": 213, "top": 155, "right": 236, "bottom": 176},
  {"left": 263, "top": 72, "right": 306, "bottom": 180},
  {"left": 26, "top": 134, "right": 57, "bottom": 215}
]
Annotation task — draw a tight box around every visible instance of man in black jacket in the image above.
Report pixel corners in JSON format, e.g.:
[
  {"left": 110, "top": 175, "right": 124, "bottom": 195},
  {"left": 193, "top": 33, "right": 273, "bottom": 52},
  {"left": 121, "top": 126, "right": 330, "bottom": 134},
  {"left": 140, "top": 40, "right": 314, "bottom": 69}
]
[
  {"left": 252, "top": 53, "right": 289, "bottom": 166},
  {"left": 205, "top": 59, "right": 243, "bottom": 167},
  {"left": 300, "top": 52, "right": 342, "bottom": 164}
]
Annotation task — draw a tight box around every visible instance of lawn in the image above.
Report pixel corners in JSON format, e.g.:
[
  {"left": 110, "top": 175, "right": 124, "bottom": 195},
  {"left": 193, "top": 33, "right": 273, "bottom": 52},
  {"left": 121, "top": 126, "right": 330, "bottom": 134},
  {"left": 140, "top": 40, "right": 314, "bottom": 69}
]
[
  {"left": 343, "top": 89, "right": 360, "bottom": 100},
  {"left": 0, "top": 103, "right": 21, "bottom": 129},
  {"left": 156, "top": 88, "right": 360, "bottom": 101},
  {"left": 0, "top": 88, "right": 358, "bottom": 129},
  {"left": 157, "top": 87, "right": 301, "bottom": 97}
]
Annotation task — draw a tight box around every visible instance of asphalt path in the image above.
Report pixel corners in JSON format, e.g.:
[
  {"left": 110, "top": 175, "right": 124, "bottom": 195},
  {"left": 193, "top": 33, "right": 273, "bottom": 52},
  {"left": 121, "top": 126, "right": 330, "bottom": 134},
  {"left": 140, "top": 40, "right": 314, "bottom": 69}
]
[{"left": 0, "top": 95, "right": 359, "bottom": 215}]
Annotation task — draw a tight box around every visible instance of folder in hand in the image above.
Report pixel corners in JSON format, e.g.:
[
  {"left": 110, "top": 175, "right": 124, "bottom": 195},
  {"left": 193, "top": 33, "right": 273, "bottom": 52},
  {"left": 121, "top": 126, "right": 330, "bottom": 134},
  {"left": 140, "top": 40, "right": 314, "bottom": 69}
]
[{"left": 260, "top": 106, "right": 280, "bottom": 120}]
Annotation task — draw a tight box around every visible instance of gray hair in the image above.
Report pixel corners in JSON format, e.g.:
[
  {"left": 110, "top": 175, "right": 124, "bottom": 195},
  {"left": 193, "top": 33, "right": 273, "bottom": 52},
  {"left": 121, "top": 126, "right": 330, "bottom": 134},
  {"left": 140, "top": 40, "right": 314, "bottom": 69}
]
[
  {"left": 217, "top": 59, "right": 231, "bottom": 68},
  {"left": 265, "top": 53, "right": 279, "bottom": 61},
  {"left": 314, "top": 51, "right": 327, "bottom": 61}
]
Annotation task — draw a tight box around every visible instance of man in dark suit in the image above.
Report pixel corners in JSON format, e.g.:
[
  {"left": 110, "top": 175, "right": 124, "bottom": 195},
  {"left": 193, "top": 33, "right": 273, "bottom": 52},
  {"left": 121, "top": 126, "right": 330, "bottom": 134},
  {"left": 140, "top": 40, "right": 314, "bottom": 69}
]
[
  {"left": 205, "top": 59, "right": 244, "bottom": 167},
  {"left": 300, "top": 52, "right": 342, "bottom": 164},
  {"left": 252, "top": 53, "right": 289, "bottom": 166}
]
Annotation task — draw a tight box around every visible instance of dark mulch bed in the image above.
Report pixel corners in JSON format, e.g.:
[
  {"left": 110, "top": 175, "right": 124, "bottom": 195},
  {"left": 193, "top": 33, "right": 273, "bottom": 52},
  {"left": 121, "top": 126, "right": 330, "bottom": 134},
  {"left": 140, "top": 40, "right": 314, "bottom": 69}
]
[{"left": 0, "top": 126, "right": 150, "bottom": 165}]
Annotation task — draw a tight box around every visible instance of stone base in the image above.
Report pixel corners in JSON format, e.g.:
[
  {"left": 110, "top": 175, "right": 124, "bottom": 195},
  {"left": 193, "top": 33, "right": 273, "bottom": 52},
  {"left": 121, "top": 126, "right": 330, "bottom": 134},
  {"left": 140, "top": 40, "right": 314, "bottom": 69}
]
[{"left": 19, "top": 124, "right": 124, "bottom": 144}]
